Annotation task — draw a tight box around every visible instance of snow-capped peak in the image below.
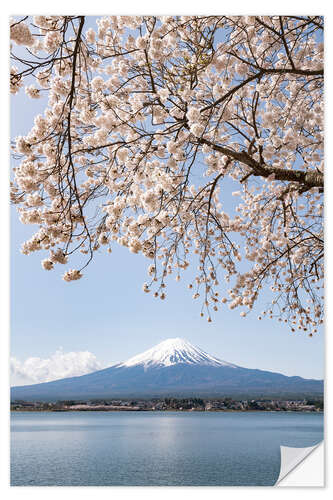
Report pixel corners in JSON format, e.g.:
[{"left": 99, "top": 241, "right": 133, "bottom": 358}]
[{"left": 117, "top": 338, "right": 237, "bottom": 369}]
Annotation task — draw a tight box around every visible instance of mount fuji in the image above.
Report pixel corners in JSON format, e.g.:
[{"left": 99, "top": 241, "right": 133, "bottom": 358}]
[
  {"left": 11, "top": 338, "right": 323, "bottom": 401},
  {"left": 117, "top": 338, "right": 238, "bottom": 369}
]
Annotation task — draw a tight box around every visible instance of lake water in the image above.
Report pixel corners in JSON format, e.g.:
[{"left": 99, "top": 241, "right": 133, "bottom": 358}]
[{"left": 11, "top": 411, "right": 323, "bottom": 486}]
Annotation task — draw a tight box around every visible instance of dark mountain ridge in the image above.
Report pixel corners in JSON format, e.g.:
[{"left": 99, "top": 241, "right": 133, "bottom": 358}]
[{"left": 11, "top": 338, "right": 323, "bottom": 401}]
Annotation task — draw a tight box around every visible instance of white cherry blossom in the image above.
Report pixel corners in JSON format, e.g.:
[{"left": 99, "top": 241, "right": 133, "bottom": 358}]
[{"left": 10, "top": 15, "right": 324, "bottom": 333}]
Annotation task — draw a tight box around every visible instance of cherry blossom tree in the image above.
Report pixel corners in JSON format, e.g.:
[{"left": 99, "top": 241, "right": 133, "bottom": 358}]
[{"left": 10, "top": 15, "right": 324, "bottom": 333}]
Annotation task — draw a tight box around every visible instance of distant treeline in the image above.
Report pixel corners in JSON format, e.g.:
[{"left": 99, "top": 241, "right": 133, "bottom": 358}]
[{"left": 11, "top": 396, "right": 323, "bottom": 412}]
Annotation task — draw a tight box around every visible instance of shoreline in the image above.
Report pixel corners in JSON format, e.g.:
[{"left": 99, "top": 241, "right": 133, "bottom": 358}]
[{"left": 10, "top": 408, "right": 323, "bottom": 413}]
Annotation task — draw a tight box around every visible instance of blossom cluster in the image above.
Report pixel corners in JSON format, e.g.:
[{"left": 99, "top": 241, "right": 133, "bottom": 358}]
[{"left": 10, "top": 15, "right": 324, "bottom": 331}]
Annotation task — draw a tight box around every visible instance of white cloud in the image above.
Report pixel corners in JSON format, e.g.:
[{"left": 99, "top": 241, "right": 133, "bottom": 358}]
[{"left": 10, "top": 348, "right": 104, "bottom": 386}]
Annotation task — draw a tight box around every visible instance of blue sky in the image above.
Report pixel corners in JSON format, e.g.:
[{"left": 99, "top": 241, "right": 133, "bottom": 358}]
[{"left": 10, "top": 16, "right": 324, "bottom": 383}]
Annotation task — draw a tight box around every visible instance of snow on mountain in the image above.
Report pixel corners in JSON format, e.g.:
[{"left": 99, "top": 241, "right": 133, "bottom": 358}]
[
  {"left": 11, "top": 337, "right": 323, "bottom": 401},
  {"left": 117, "top": 337, "right": 238, "bottom": 369}
]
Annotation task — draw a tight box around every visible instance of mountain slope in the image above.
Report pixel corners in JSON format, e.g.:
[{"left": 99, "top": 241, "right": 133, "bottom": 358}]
[{"left": 11, "top": 338, "right": 323, "bottom": 401}]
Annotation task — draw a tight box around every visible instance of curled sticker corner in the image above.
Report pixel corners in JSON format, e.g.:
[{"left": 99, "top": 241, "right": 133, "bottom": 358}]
[{"left": 275, "top": 441, "right": 323, "bottom": 485}]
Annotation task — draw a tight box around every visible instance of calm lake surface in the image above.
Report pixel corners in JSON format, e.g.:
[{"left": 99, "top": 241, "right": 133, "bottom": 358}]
[{"left": 11, "top": 411, "right": 323, "bottom": 486}]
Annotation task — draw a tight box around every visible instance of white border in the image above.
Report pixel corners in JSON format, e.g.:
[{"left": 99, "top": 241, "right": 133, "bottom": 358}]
[{"left": 2, "top": 1, "right": 331, "bottom": 498}]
